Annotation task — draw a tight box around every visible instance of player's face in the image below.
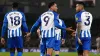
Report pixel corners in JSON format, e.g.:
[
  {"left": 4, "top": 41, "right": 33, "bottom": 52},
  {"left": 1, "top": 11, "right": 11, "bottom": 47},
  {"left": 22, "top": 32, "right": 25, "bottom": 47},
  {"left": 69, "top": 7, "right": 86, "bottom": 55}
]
[
  {"left": 76, "top": 4, "right": 82, "bottom": 12},
  {"left": 51, "top": 3, "right": 58, "bottom": 12}
]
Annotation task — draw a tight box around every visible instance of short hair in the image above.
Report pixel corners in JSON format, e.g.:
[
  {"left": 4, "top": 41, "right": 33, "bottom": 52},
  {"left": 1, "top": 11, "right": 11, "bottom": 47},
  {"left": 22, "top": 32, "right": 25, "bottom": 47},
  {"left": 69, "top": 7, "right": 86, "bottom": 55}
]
[
  {"left": 12, "top": 2, "right": 18, "bottom": 8},
  {"left": 48, "top": 2, "right": 56, "bottom": 8},
  {"left": 76, "top": 2, "right": 85, "bottom": 7}
]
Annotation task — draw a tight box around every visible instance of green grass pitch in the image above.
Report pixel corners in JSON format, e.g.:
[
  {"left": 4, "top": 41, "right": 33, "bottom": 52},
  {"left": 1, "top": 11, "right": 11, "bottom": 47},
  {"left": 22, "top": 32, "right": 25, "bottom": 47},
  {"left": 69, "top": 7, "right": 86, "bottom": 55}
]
[{"left": 0, "top": 52, "right": 98, "bottom": 56}]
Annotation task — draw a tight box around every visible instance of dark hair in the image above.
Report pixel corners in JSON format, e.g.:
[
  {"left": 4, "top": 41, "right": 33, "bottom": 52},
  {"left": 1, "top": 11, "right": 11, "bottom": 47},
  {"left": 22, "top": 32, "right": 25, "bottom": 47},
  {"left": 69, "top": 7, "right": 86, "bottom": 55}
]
[
  {"left": 48, "top": 2, "right": 56, "bottom": 8},
  {"left": 76, "top": 2, "right": 85, "bottom": 7},
  {"left": 12, "top": 2, "right": 18, "bottom": 8}
]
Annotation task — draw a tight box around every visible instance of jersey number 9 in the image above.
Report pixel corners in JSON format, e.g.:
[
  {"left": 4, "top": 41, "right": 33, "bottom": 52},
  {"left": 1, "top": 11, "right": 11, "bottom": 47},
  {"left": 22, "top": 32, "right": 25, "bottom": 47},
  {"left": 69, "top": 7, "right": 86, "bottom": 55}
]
[
  {"left": 44, "top": 16, "right": 50, "bottom": 26},
  {"left": 10, "top": 16, "right": 20, "bottom": 26}
]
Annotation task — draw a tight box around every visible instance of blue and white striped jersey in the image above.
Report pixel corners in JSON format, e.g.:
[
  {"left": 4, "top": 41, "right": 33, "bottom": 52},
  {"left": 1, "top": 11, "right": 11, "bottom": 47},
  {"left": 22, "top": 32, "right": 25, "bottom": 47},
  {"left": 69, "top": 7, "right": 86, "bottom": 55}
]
[
  {"left": 75, "top": 10, "right": 93, "bottom": 38},
  {"left": 30, "top": 10, "right": 66, "bottom": 38},
  {"left": 55, "top": 19, "right": 66, "bottom": 40},
  {"left": 1, "top": 10, "right": 28, "bottom": 38}
]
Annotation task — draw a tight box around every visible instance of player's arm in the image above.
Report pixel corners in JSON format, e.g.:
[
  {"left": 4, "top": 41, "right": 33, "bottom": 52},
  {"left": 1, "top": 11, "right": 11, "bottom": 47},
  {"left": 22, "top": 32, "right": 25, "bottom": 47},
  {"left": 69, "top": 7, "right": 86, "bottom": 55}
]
[
  {"left": 61, "top": 20, "right": 66, "bottom": 44},
  {"left": 37, "top": 28, "right": 41, "bottom": 39},
  {"left": 62, "top": 20, "right": 66, "bottom": 39},
  {"left": 1, "top": 15, "right": 8, "bottom": 44},
  {"left": 30, "top": 17, "right": 41, "bottom": 33},
  {"left": 77, "top": 22, "right": 81, "bottom": 38},
  {"left": 1, "top": 15, "right": 8, "bottom": 37},
  {"left": 25, "top": 16, "right": 41, "bottom": 37},
  {"left": 22, "top": 13, "right": 29, "bottom": 33},
  {"left": 54, "top": 13, "right": 66, "bottom": 30},
  {"left": 76, "top": 14, "right": 82, "bottom": 45}
]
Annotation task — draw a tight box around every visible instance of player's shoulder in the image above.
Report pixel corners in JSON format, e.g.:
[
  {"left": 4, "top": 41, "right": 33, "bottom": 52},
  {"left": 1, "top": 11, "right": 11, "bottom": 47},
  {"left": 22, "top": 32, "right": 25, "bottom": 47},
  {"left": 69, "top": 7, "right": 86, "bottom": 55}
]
[
  {"left": 81, "top": 11, "right": 92, "bottom": 16},
  {"left": 7, "top": 10, "right": 24, "bottom": 15},
  {"left": 75, "top": 10, "right": 84, "bottom": 16},
  {"left": 41, "top": 10, "right": 55, "bottom": 17}
]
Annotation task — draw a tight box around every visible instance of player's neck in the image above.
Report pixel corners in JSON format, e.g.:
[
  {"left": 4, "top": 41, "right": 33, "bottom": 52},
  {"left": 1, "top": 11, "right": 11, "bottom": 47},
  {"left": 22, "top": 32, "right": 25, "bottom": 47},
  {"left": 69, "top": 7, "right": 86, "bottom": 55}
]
[
  {"left": 12, "top": 8, "right": 17, "bottom": 11},
  {"left": 77, "top": 9, "right": 85, "bottom": 13},
  {"left": 48, "top": 9, "right": 53, "bottom": 12}
]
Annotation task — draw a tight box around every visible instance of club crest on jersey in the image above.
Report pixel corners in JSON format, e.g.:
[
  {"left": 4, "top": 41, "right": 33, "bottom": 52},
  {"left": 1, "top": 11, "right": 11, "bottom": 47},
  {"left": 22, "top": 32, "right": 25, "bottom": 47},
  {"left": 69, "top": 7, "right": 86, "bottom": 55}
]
[{"left": 75, "top": 17, "right": 78, "bottom": 21}]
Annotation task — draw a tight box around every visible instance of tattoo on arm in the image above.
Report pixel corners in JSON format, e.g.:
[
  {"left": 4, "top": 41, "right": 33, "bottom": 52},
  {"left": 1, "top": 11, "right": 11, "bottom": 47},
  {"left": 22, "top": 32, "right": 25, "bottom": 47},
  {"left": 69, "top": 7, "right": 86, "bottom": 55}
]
[{"left": 77, "top": 22, "right": 81, "bottom": 38}]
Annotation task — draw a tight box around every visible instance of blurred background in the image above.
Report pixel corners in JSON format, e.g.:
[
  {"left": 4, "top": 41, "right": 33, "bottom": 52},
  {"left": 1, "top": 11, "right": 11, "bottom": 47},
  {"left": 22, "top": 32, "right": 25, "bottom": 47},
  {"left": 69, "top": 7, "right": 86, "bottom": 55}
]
[{"left": 0, "top": 0, "right": 99, "bottom": 52}]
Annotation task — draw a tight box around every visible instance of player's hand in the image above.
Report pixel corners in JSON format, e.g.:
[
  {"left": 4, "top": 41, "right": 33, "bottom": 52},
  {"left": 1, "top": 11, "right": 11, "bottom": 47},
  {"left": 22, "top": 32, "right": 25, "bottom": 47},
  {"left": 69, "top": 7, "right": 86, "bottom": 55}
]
[
  {"left": 24, "top": 32, "right": 31, "bottom": 42},
  {"left": 78, "top": 38, "right": 82, "bottom": 45},
  {"left": 71, "top": 31, "right": 76, "bottom": 37},
  {"left": 25, "top": 32, "right": 31, "bottom": 37},
  {"left": 66, "top": 27, "right": 75, "bottom": 32},
  {"left": 1, "top": 38, "right": 5, "bottom": 45},
  {"left": 62, "top": 39, "right": 65, "bottom": 44}
]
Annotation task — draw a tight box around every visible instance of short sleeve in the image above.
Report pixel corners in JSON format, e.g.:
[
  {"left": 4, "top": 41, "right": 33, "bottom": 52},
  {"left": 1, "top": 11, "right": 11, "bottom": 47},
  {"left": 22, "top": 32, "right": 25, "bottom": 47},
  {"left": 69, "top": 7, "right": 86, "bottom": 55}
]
[{"left": 75, "top": 13, "right": 82, "bottom": 23}]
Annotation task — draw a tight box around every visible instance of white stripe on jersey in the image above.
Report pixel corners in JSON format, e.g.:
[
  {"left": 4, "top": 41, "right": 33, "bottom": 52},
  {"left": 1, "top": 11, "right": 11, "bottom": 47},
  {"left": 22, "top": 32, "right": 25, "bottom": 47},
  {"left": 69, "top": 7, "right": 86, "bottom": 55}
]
[
  {"left": 45, "top": 30, "right": 47, "bottom": 37},
  {"left": 81, "top": 30, "right": 84, "bottom": 37},
  {"left": 8, "top": 28, "right": 22, "bottom": 38},
  {"left": 41, "top": 28, "right": 55, "bottom": 38},
  {"left": 80, "top": 30, "right": 91, "bottom": 38},
  {"left": 48, "top": 29, "right": 51, "bottom": 37},
  {"left": 10, "top": 30, "right": 12, "bottom": 37},
  {"left": 20, "top": 28, "right": 22, "bottom": 36},
  {"left": 13, "top": 29, "right": 16, "bottom": 37},
  {"left": 85, "top": 31, "right": 88, "bottom": 37},
  {"left": 17, "top": 28, "right": 19, "bottom": 36}
]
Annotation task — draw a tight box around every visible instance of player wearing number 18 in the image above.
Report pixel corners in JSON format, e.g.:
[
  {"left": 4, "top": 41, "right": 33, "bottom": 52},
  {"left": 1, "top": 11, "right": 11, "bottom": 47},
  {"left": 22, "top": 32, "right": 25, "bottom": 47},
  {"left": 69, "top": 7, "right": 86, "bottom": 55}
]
[
  {"left": 1, "top": 2, "right": 29, "bottom": 56},
  {"left": 75, "top": 2, "right": 93, "bottom": 56}
]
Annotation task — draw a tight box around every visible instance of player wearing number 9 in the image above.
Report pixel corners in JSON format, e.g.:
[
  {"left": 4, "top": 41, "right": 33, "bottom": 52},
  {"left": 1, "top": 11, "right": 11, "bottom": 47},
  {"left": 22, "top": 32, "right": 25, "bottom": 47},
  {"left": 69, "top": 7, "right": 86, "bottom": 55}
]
[
  {"left": 26, "top": 2, "right": 74, "bottom": 56},
  {"left": 1, "top": 2, "right": 29, "bottom": 56},
  {"left": 75, "top": 2, "right": 93, "bottom": 56}
]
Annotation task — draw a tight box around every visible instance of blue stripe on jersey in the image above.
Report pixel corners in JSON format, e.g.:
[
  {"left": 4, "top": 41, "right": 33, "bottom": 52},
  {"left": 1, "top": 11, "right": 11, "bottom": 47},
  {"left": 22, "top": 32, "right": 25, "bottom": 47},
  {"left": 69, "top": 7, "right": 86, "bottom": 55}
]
[
  {"left": 84, "top": 31, "right": 86, "bottom": 37},
  {"left": 51, "top": 28, "right": 53, "bottom": 37},
  {"left": 19, "top": 28, "right": 20, "bottom": 36},
  {"left": 47, "top": 30, "right": 49, "bottom": 37},
  {"left": 12, "top": 30, "right": 14, "bottom": 37},
  {"left": 15, "top": 29, "right": 17, "bottom": 37},
  {"left": 87, "top": 30, "right": 90, "bottom": 37},
  {"left": 41, "top": 30, "right": 43, "bottom": 38},
  {"left": 43, "top": 30, "right": 46, "bottom": 37}
]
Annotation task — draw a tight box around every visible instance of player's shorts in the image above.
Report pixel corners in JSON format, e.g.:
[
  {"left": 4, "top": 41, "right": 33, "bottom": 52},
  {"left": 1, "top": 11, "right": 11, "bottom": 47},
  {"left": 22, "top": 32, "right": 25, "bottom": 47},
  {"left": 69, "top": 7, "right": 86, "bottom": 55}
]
[
  {"left": 45, "top": 37, "right": 55, "bottom": 48},
  {"left": 40, "top": 38, "right": 46, "bottom": 54},
  {"left": 54, "top": 40, "right": 61, "bottom": 51},
  {"left": 7, "top": 36, "right": 23, "bottom": 48},
  {"left": 76, "top": 37, "right": 91, "bottom": 51}
]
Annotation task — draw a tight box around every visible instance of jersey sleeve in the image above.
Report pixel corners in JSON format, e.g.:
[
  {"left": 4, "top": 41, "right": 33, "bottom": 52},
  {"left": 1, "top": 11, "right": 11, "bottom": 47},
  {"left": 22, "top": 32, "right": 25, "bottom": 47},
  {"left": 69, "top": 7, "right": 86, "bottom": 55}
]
[
  {"left": 22, "top": 13, "right": 28, "bottom": 32},
  {"left": 30, "top": 16, "right": 41, "bottom": 33},
  {"left": 1, "top": 14, "right": 8, "bottom": 37},
  {"left": 54, "top": 12, "right": 66, "bottom": 30},
  {"left": 75, "top": 13, "right": 82, "bottom": 23},
  {"left": 62, "top": 20, "right": 66, "bottom": 39}
]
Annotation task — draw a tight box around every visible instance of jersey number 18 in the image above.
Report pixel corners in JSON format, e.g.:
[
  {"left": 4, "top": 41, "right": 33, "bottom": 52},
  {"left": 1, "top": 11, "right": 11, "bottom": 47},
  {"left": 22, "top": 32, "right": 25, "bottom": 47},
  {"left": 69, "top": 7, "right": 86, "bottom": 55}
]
[{"left": 10, "top": 16, "right": 20, "bottom": 26}]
